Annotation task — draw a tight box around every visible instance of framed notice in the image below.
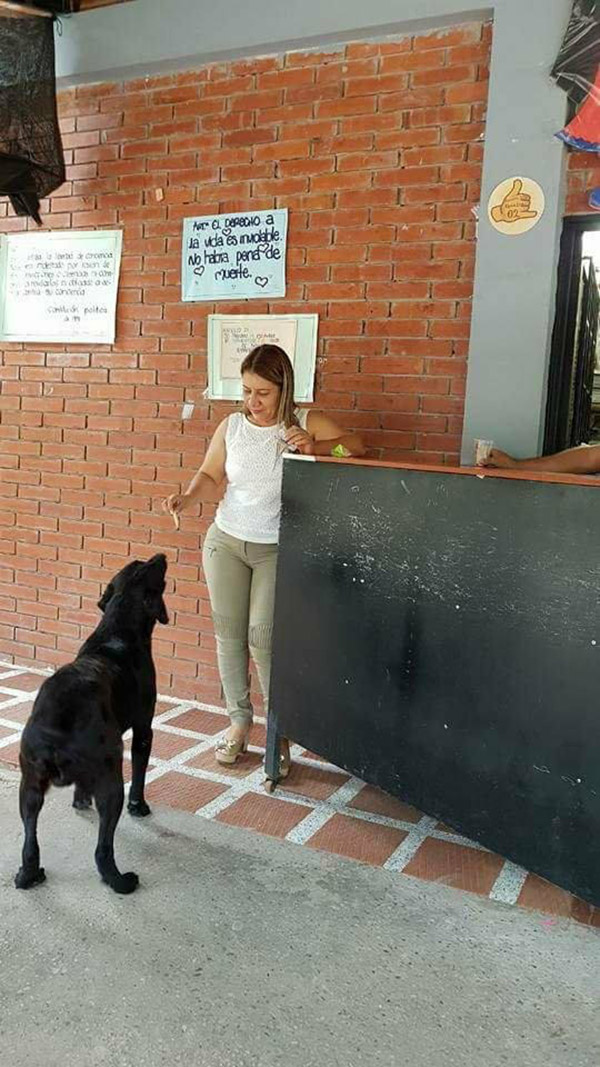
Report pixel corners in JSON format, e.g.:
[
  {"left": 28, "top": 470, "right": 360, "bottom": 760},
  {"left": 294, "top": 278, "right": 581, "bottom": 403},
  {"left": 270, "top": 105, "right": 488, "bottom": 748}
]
[
  {"left": 0, "top": 229, "right": 123, "bottom": 344},
  {"left": 182, "top": 209, "right": 288, "bottom": 302},
  {"left": 207, "top": 314, "right": 319, "bottom": 402}
]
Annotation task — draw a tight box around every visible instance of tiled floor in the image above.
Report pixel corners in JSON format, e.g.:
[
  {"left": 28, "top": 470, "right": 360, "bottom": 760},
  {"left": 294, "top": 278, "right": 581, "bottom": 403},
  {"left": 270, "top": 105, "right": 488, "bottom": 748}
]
[{"left": 1, "top": 661, "right": 599, "bottom": 928}]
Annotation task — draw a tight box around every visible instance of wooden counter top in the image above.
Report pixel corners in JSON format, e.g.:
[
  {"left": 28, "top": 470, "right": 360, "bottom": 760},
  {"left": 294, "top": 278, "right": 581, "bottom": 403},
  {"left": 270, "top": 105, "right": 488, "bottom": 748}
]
[{"left": 285, "top": 453, "right": 600, "bottom": 489}]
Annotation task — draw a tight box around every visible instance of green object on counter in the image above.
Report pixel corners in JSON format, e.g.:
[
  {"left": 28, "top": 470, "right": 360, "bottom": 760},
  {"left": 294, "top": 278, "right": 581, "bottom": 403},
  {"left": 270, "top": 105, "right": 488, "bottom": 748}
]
[{"left": 331, "top": 444, "right": 351, "bottom": 458}]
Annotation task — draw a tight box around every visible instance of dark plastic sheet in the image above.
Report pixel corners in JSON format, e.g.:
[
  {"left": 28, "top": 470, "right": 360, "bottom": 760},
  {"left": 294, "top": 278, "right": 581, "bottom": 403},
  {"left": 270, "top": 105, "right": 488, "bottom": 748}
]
[{"left": 0, "top": 14, "right": 65, "bottom": 224}]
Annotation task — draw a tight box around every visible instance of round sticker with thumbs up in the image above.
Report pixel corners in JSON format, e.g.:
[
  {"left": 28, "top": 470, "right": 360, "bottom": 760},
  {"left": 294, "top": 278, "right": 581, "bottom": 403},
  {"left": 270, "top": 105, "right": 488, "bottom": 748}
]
[{"left": 488, "top": 177, "right": 545, "bottom": 236}]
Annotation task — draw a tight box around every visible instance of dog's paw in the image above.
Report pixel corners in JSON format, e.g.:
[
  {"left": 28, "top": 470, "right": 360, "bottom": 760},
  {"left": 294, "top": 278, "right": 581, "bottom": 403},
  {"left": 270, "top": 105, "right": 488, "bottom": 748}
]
[
  {"left": 15, "top": 867, "right": 46, "bottom": 890},
  {"left": 128, "top": 799, "right": 151, "bottom": 818},
  {"left": 73, "top": 795, "right": 93, "bottom": 811},
  {"left": 111, "top": 871, "right": 139, "bottom": 895}
]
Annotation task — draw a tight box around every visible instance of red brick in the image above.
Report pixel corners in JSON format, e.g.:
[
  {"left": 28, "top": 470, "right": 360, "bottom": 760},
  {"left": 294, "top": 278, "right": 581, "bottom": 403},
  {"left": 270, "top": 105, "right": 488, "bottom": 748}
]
[
  {"left": 228, "top": 56, "right": 281, "bottom": 78},
  {"left": 311, "top": 171, "right": 371, "bottom": 193},
  {"left": 346, "top": 73, "right": 409, "bottom": 97},
  {"left": 284, "top": 49, "right": 341, "bottom": 68},
  {"left": 316, "top": 96, "right": 378, "bottom": 119},
  {"left": 366, "top": 357, "right": 425, "bottom": 375},
  {"left": 230, "top": 90, "right": 283, "bottom": 112},
  {"left": 403, "top": 183, "right": 466, "bottom": 204},
  {"left": 448, "top": 43, "right": 491, "bottom": 65},
  {"left": 402, "top": 145, "right": 466, "bottom": 166},
  {"left": 254, "top": 139, "right": 310, "bottom": 162},
  {"left": 376, "top": 128, "right": 441, "bottom": 151},
  {"left": 344, "top": 43, "right": 381, "bottom": 59},
  {"left": 378, "top": 50, "right": 446, "bottom": 74},
  {"left": 335, "top": 225, "right": 396, "bottom": 246},
  {"left": 377, "top": 40, "right": 413, "bottom": 58},
  {"left": 366, "top": 319, "right": 428, "bottom": 338},
  {"left": 258, "top": 68, "right": 314, "bottom": 90},
  {"left": 62, "top": 130, "right": 100, "bottom": 149},
  {"left": 446, "top": 80, "right": 490, "bottom": 105},
  {"left": 415, "top": 25, "right": 483, "bottom": 51},
  {"left": 318, "top": 58, "right": 378, "bottom": 83},
  {"left": 443, "top": 122, "right": 486, "bottom": 144},
  {"left": 412, "top": 65, "right": 476, "bottom": 88},
  {"left": 285, "top": 84, "right": 341, "bottom": 107}
]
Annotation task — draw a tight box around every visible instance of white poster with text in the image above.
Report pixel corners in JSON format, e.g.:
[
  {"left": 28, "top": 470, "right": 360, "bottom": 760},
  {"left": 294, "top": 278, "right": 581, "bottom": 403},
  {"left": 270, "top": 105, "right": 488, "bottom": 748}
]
[
  {"left": 182, "top": 209, "right": 288, "bottom": 302},
  {"left": 220, "top": 318, "right": 298, "bottom": 379},
  {"left": 0, "top": 229, "right": 123, "bottom": 344},
  {"left": 208, "top": 314, "right": 318, "bottom": 402}
]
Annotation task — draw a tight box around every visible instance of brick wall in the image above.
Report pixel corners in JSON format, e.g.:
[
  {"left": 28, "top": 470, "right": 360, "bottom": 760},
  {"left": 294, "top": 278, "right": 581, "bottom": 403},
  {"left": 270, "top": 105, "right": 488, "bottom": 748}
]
[
  {"left": 0, "top": 22, "right": 491, "bottom": 699},
  {"left": 566, "top": 152, "right": 600, "bottom": 214}
]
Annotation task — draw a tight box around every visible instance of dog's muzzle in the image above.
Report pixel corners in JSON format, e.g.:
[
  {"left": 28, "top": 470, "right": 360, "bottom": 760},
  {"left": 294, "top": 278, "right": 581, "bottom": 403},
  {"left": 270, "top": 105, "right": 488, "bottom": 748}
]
[{"left": 148, "top": 553, "right": 168, "bottom": 575}]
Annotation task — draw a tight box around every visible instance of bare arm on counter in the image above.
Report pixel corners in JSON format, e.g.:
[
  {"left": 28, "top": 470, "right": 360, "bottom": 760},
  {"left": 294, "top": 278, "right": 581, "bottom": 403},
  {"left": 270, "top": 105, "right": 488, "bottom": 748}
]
[{"left": 480, "top": 445, "right": 600, "bottom": 475}]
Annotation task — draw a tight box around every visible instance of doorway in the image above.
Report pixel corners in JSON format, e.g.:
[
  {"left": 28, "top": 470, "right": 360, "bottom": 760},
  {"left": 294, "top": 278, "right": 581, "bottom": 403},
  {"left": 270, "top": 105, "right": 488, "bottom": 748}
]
[{"left": 545, "top": 216, "right": 600, "bottom": 454}]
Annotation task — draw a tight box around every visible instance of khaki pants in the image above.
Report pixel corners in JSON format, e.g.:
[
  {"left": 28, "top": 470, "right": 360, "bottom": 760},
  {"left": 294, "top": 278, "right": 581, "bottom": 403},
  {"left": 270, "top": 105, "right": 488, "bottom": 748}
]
[{"left": 202, "top": 523, "right": 278, "bottom": 729}]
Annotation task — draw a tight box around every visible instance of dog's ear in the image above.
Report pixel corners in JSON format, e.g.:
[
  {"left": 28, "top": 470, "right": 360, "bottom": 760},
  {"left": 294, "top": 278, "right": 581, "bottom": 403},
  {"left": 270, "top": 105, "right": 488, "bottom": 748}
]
[
  {"left": 98, "top": 582, "right": 115, "bottom": 612},
  {"left": 144, "top": 590, "right": 169, "bottom": 625}
]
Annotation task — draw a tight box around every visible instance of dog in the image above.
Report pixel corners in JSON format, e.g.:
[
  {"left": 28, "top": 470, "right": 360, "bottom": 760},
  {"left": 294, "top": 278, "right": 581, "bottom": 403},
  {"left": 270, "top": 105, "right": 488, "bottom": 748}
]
[{"left": 15, "top": 553, "right": 168, "bottom": 895}]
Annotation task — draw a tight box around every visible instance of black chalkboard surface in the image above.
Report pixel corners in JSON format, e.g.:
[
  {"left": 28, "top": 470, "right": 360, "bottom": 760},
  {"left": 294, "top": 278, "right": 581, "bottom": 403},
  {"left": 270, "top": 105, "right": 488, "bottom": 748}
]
[{"left": 268, "top": 458, "right": 600, "bottom": 905}]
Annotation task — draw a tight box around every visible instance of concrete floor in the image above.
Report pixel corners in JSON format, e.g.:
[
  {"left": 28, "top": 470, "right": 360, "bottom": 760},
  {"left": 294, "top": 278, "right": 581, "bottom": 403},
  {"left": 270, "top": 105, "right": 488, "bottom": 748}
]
[{"left": 1, "top": 768, "right": 599, "bottom": 1067}]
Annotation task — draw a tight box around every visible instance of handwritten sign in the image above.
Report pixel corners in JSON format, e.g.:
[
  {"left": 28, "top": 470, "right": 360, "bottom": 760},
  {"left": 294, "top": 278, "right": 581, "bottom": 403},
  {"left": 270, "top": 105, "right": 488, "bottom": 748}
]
[
  {"left": 0, "top": 230, "right": 122, "bottom": 344},
  {"left": 208, "top": 314, "right": 318, "bottom": 402},
  {"left": 220, "top": 318, "right": 298, "bottom": 379},
  {"left": 182, "top": 209, "right": 288, "bottom": 302}
]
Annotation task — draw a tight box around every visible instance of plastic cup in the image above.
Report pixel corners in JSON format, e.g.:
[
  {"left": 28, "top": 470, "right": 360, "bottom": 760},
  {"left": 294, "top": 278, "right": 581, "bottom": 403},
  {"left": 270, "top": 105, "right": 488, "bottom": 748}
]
[{"left": 474, "top": 439, "right": 493, "bottom": 465}]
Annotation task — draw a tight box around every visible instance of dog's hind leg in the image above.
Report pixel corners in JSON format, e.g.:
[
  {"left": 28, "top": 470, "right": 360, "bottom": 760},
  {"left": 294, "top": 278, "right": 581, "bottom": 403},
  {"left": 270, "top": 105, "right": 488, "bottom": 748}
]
[
  {"left": 15, "top": 770, "right": 49, "bottom": 890},
  {"left": 94, "top": 776, "right": 139, "bottom": 895},
  {"left": 73, "top": 784, "right": 93, "bottom": 811},
  {"left": 127, "top": 727, "right": 153, "bottom": 818}
]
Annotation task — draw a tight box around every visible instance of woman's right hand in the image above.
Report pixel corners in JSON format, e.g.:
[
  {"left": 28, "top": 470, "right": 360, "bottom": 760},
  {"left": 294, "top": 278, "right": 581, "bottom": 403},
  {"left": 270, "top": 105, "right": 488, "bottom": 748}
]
[{"left": 162, "top": 493, "right": 191, "bottom": 520}]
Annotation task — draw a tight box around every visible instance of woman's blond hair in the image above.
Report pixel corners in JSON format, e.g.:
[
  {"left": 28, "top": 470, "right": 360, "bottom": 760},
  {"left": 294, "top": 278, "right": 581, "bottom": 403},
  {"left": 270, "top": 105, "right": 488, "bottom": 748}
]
[{"left": 240, "top": 344, "right": 298, "bottom": 428}]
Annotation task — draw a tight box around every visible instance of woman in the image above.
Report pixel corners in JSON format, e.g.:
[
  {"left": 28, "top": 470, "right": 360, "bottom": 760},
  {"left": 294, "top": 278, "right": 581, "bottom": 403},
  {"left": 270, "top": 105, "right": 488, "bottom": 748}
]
[
  {"left": 163, "top": 344, "right": 364, "bottom": 773},
  {"left": 480, "top": 444, "right": 600, "bottom": 475}
]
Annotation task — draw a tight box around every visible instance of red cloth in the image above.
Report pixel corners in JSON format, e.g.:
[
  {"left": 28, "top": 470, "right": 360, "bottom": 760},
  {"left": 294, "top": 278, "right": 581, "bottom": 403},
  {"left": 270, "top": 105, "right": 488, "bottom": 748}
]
[{"left": 558, "top": 64, "right": 600, "bottom": 151}]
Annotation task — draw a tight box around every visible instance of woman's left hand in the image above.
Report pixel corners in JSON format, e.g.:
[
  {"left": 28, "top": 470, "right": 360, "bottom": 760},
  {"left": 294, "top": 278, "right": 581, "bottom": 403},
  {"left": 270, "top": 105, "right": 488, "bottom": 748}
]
[{"left": 284, "top": 426, "right": 315, "bottom": 455}]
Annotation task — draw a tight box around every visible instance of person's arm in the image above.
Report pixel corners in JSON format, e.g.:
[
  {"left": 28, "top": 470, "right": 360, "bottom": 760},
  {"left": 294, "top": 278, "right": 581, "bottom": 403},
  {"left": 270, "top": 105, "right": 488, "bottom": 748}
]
[
  {"left": 163, "top": 419, "right": 227, "bottom": 519},
  {"left": 284, "top": 412, "right": 366, "bottom": 458},
  {"left": 481, "top": 445, "right": 600, "bottom": 475}
]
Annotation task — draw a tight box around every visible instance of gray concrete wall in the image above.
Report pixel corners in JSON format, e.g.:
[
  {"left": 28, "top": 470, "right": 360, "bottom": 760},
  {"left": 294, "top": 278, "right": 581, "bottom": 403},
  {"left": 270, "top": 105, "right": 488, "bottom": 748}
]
[
  {"left": 461, "top": 0, "right": 571, "bottom": 460},
  {"left": 55, "top": 2, "right": 492, "bottom": 84},
  {"left": 54, "top": 0, "right": 574, "bottom": 461}
]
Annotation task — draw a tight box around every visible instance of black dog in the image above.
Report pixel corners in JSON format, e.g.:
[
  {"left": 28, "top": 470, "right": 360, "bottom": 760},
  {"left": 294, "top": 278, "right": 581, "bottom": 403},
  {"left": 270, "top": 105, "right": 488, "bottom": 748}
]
[{"left": 15, "top": 553, "right": 168, "bottom": 895}]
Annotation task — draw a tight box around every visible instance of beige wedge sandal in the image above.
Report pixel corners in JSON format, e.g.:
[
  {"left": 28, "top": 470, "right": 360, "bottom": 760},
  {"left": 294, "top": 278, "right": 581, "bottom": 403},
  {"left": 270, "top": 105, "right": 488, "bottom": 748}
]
[{"left": 215, "top": 735, "right": 249, "bottom": 766}]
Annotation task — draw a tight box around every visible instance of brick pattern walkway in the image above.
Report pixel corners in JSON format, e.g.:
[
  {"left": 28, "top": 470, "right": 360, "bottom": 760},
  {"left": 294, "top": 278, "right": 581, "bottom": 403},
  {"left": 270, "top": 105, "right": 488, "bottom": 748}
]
[{"left": 1, "top": 662, "right": 598, "bottom": 928}]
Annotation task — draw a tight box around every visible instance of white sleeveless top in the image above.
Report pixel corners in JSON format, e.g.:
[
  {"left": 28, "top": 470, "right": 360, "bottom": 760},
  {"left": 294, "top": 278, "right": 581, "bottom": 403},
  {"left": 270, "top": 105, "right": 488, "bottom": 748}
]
[{"left": 215, "top": 409, "right": 309, "bottom": 545}]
